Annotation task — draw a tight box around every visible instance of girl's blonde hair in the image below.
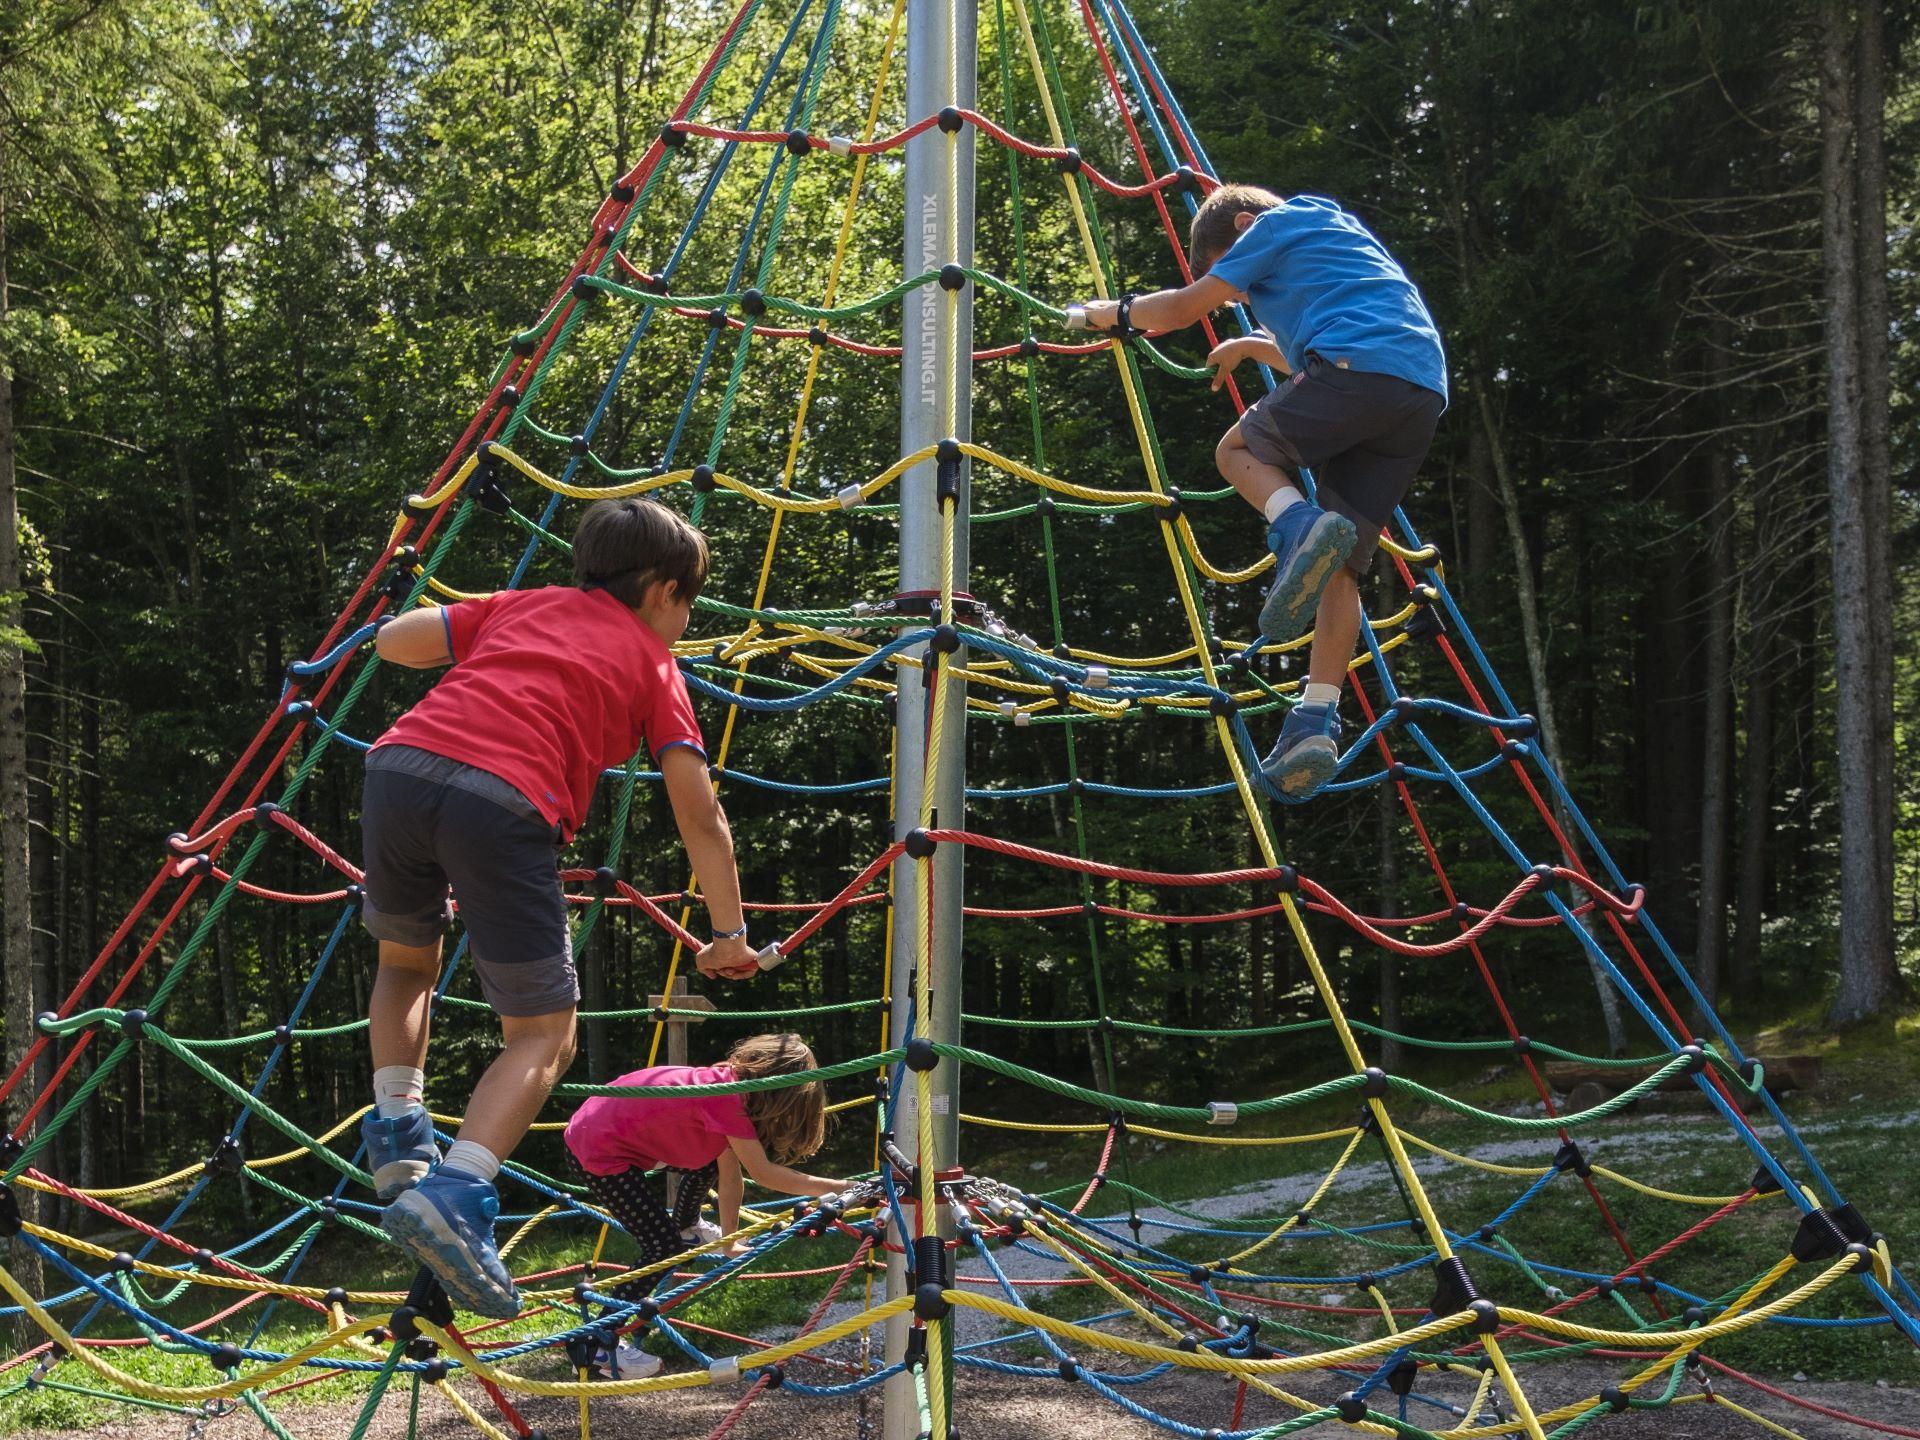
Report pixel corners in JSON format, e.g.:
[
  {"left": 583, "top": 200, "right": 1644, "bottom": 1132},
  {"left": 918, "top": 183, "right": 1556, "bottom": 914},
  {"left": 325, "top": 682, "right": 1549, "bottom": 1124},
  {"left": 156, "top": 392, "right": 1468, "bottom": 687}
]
[{"left": 728, "top": 1033, "right": 827, "bottom": 1163}]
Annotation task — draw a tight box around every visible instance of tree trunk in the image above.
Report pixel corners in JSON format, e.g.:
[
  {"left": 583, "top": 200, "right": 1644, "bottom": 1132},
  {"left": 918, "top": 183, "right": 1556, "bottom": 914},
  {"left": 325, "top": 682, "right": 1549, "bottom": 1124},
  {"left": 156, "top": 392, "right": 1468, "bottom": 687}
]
[
  {"left": 1694, "top": 326, "right": 1736, "bottom": 1015},
  {"left": 0, "top": 141, "right": 44, "bottom": 1336},
  {"left": 1472, "top": 390, "right": 1630, "bottom": 1055},
  {"left": 1465, "top": 406, "right": 1496, "bottom": 603},
  {"left": 1820, "top": 0, "right": 1898, "bottom": 1024},
  {"left": 1732, "top": 617, "right": 1775, "bottom": 1002}
]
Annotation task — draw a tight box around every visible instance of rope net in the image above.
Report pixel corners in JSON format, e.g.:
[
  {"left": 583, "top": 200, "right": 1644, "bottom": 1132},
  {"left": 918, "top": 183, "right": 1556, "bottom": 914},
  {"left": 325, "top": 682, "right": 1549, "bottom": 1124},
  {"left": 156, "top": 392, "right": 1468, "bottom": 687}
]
[{"left": 2, "top": 1, "right": 1915, "bottom": 1438}]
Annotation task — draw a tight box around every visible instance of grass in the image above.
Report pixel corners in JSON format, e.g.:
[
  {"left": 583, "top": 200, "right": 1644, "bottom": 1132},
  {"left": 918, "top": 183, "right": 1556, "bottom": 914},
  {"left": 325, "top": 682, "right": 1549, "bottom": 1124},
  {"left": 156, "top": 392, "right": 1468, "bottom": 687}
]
[{"left": 5, "top": 1009, "right": 1918, "bottom": 1432}]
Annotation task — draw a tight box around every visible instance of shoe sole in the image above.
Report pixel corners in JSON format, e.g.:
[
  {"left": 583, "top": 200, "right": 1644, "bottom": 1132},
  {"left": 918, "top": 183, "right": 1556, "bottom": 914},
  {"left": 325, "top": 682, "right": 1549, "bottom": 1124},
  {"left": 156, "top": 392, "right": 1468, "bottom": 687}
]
[
  {"left": 1262, "top": 736, "right": 1339, "bottom": 798},
  {"left": 1259, "top": 514, "right": 1358, "bottom": 642},
  {"left": 381, "top": 1195, "right": 522, "bottom": 1319}
]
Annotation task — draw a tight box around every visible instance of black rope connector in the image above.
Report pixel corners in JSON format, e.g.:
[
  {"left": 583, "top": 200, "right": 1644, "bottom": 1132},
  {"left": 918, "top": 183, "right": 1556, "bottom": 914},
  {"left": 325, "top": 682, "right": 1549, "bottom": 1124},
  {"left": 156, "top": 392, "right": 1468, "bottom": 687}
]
[
  {"left": 1552, "top": 1140, "right": 1591, "bottom": 1178},
  {"left": 1361, "top": 1066, "right": 1389, "bottom": 1098},
  {"left": 423, "top": 1358, "right": 451, "bottom": 1383},
  {"left": 1035, "top": 493, "right": 1055, "bottom": 517},
  {"left": 1512, "top": 1034, "right": 1531, "bottom": 1054},
  {"left": 1273, "top": 865, "right": 1298, "bottom": 893},
  {"left": 1469, "top": 1298, "right": 1499, "bottom": 1334},
  {"left": 939, "top": 263, "right": 967, "bottom": 292},
  {"left": 407, "top": 1337, "right": 438, "bottom": 1363},
  {"left": 496, "top": 384, "right": 520, "bottom": 411},
  {"left": 913, "top": 1234, "right": 950, "bottom": 1318},
  {"left": 1509, "top": 714, "right": 1540, "bottom": 739},
  {"left": 929, "top": 624, "right": 961, "bottom": 655},
  {"left": 569, "top": 273, "right": 596, "bottom": 300},
  {"left": 509, "top": 334, "right": 535, "bottom": 357},
  {"left": 1390, "top": 694, "right": 1418, "bottom": 721},
  {"left": 1018, "top": 335, "right": 1041, "bottom": 359},
  {"left": 1176, "top": 1333, "right": 1199, "bottom": 1353},
  {"left": 904, "top": 1037, "right": 939, "bottom": 1072},
  {"left": 785, "top": 129, "right": 810, "bottom": 155},
  {"left": 1600, "top": 1387, "right": 1630, "bottom": 1413},
  {"left": 470, "top": 445, "right": 510, "bottom": 514},
  {"left": 1501, "top": 738, "right": 1528, "bottom": 760},
  {"left": 1208, "top": 693, "right": 1237, "bottom": 719},
  {"left": 1173, "top": 164, "right": 1205, "bottom": 195},
  {"left": 937, "top": 105, "right": 964, "bottom": 133},
  {"left": 1406, "top": 602, "right": 1446, "bottom": 642},
  {"left": 1477, "top": 1224, "right": 1498, "bottom": 1242},
  {"left": 1595, "top": 1278, "right": 1615, "bottom": 1297},
  {"left": 1335, "top": 1393, "right": 1367, "bottom": 1423},
  {"left": 1056, "top": 1358, "right": 1080, "bottom": 1382},
  {"left": 659, "top": 121, "right": 687, "bottom": 147},
  {"left": 706, "top": 307, "right": 729, "bottom": 329},
  {"left": 808, "top": 325, "right": 830, "bottom": 347},
  {"left": 763, "top": 1363, "right": 785, "bottom": 1389},
  {"left": 212, "top": 1342, "right": 243, "bottom": 1373},
  {"left": 190, "top": 1247, "right": 213, "bottom": 1267},
  {"left": 1638, "top": 1273, "right": 1658, "bottom": 1294},
  {"left": 1057, "top": 147, "right": 1082, "bottom": 174},
  {"left": 1158, "top": 489, "right": 1183, "bottom": 525},
  {"left": 692, "top": 464, "right": 716, "bottom": 493},
  {"left": 273, "top": 1024, "right": 293, "bottom": 1047},
  {"left": 120, "top": 1009, "right": 148, "bottom": 1039},
  {"left": 1678, "top": 1043, "right": 1707, "bottom": 1075},
  {"left": 324, "top": 1287, "right": 348, "bottom": 1307},
  {"left": 107, "top": 1250, "right": 135, "bottom": 1273},
  {"left": 641, "top": 271, "right": 670, "bottom": 295},
  {"left": 593, "top": 866, "right": 619, "bottom": 895},
  {"left": 1449, "top": 902, "right": 1472, "bottom": 923},
  {"left": 1084, "top": 900, "right": 1102, "bottom": 920},
  {"left": 0, "top": 1188, "right": 19, "bottom": 1239},
  {"left": 1684, "top": 1305, "right": 1706, "bottom": 1327},
  {"left": 1388, "top": 1359, "right": 1418, "bottom": 1396},
  {"left": 1831, "top": 1202, "right": 1875, "bottom": 1244},
  {"left": 1387, "top": 761, "right": 1407, "bottom": 783},
  {"left": 1529, "top": 863, "right": 1556, "bottom": 884},
  {"left": 1748, "top": 1164, "right": 1784, "bottom": 1196},
  {"left": 612, "top": 182, "right": 637, "bottom": 203},
  {"left": 1790, "top": 1207, "right": 1851, "bottom": 1264},
  {"left": 1430, "top": 1256, "right": 1480, "bottom": 1316},
  {"left": 1050, "top": 677, "right": 1071, "bottom": 705},
  {"left": 739, "top": 288, "right": 767, "bottom": 317}
]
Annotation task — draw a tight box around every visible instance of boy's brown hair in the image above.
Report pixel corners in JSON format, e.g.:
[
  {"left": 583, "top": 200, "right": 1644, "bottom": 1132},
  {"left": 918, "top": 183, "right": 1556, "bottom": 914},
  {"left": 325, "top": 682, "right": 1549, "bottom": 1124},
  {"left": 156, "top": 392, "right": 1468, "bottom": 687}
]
[
  {"left": 1187, "top": 183, "right": 1285, "bottom": 278},
  {"left": 728, "top": 1033, "right": 828, "bottom": 1163},
  {"left": 572, "top": 498, "right": 710, "bottom": 608}
]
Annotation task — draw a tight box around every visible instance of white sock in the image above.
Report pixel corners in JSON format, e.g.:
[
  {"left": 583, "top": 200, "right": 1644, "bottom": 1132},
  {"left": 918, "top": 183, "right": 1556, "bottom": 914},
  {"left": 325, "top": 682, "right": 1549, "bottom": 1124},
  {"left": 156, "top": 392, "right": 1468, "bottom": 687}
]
[
  {"left": 1302, "top": 682, "right": 1341, "bottom": 707},
  {"left": 374, "top": 1066, "right": 425, "bottom": 1120},
  {"left": 441, "top": 1139, "right": 501, "bottom": 1184},
  {"left": 1262, "top": 488, "right": 1305, "bottom": 524}
]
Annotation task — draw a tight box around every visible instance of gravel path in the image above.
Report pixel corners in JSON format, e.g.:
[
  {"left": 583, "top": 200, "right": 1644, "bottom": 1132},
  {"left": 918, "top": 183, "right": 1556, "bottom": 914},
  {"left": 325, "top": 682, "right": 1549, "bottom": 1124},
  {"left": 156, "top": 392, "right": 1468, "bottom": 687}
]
[{"left": 8, "top": 1362, "right": 1914, "bottom": 1440}]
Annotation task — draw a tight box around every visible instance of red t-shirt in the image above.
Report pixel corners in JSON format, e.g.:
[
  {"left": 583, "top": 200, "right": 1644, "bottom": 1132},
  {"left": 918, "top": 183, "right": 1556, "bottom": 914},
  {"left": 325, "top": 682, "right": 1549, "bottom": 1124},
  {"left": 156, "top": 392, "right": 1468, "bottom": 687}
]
[
  {"left": 373, "top": 587, "right": 704, "bottom": 838},
  {"left": 564, "top": 1064, "right": 759, "bottom": 1176}
]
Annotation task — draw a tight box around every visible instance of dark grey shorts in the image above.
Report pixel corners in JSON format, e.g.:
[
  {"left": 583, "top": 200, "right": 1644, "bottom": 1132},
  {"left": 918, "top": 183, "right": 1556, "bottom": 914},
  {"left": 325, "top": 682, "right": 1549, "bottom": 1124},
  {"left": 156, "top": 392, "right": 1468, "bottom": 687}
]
[
  {"left": 1237, "top": 357, "right": 1445, "bottom": 573},
  {"left": 360, "top": 746, "right": 579, "bottom": 1018}
]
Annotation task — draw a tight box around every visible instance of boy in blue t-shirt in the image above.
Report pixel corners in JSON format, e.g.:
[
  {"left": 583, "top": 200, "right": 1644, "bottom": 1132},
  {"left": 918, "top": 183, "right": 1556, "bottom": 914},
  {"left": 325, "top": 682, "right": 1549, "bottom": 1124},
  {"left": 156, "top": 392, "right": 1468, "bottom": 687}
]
[{"left": 1070, "top": 183, "right": 1447, "bottom": 799}]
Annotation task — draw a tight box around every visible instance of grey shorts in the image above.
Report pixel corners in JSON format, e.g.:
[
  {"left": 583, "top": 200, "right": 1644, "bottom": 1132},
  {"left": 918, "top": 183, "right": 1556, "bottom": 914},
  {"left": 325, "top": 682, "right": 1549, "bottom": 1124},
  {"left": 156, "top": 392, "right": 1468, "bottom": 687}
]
[
  {"left": 1238, "top": 356, "right": 1445, "bottom": 573},
  {"left": 360, "top": 745, "right": 580, "bottom": 1018}
]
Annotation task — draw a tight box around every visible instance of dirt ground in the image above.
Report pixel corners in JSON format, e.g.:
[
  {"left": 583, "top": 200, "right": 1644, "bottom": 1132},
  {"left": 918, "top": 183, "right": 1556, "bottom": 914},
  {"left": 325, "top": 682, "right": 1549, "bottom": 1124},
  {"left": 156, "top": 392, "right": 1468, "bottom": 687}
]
[{"left": 12, "top": 1361, "right": 1916, "bottom": 1440}]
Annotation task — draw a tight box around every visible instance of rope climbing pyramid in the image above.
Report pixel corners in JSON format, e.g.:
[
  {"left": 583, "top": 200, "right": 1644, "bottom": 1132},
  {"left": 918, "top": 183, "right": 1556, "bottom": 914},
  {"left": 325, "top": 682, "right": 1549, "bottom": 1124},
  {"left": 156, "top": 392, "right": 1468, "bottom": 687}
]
[{"left": 2, "top": 0, "right": 1917, "bottom": 1436}]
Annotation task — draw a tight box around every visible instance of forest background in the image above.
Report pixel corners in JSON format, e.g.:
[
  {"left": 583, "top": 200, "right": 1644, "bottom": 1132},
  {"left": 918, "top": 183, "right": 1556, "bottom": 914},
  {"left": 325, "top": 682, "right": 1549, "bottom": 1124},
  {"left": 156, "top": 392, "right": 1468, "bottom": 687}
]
[{"left": 0, "top": 0, "right": 1914, "bottom": 1229}]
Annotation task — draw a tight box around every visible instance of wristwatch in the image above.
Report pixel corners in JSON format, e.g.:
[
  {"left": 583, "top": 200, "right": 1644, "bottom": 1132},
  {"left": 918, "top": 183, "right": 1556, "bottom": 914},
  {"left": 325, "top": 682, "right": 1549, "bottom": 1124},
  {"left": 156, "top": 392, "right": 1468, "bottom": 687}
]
[{"left": 712, "top": 922, "right": 749, "bottom": 942}]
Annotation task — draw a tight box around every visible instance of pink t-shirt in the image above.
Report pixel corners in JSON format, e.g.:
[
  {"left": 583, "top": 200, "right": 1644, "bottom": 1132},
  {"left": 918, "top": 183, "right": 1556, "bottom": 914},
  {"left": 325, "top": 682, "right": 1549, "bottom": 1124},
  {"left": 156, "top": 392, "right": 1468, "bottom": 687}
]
[{"left": 564, "top": 1064, "right": 758, "bottom": 1177}]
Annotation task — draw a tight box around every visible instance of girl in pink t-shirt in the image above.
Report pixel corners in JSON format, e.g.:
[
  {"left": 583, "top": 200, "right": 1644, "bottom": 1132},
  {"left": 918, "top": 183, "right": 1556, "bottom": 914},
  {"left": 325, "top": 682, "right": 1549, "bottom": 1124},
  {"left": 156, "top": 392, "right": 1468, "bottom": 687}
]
[{"left": 562, "top": 1033, "right": 841, "bottom": 1379}]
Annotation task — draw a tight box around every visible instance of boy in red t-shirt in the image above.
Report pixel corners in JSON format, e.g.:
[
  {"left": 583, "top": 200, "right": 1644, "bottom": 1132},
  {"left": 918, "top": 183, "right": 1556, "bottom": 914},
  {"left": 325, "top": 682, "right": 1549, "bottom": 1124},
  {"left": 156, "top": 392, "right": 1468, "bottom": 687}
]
[{"left": 359, "top": 498, "right": 757, "bottom": 1318}]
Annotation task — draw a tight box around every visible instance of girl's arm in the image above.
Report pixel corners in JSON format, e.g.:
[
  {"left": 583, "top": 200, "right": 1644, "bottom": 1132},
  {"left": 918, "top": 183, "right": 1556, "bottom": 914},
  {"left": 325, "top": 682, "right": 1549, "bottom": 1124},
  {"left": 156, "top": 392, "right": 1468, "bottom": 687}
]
[{"left": 726, "top": 1134, "right": 840, "bottom": 1199}]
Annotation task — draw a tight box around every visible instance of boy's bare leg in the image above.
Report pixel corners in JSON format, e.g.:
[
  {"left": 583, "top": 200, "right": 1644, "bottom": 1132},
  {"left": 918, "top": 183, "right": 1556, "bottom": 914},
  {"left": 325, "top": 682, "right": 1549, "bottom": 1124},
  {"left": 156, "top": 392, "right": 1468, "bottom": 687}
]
[
  {"left": 453, "top": 1009, "right": 577, "bottom": 1161},
  {"left": 1307, "top": 569, "right": 1362, "bottom": 690},
  {"left": 1215, "top": 422, "right": 1297, "bottom": 514},
  {"left": 370, "top": 939, "right": 440, "bottom": 1072}
]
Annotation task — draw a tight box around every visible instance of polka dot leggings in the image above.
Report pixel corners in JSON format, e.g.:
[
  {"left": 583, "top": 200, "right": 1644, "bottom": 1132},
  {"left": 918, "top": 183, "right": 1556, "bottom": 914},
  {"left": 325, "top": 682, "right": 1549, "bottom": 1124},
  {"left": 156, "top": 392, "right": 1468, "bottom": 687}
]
[{"left": 574, "top": 1157, "right": 717, "bottom": 1303}]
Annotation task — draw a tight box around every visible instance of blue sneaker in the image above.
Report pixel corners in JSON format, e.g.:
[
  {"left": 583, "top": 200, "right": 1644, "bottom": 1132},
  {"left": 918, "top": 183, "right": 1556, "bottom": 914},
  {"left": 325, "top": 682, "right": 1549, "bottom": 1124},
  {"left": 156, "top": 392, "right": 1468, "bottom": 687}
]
[
  {"left": 361, "top": 1107, "right": 440, "bottom": 1202},
  {"left": 1259, "top": 503, "right": 1357, "bottom": 641},
  {"left": 1261, "top": 700, "right": 1343, "bottom": 799},
  {"left": 381, "top": 1170, "right": 522, "bottom": 1318}
]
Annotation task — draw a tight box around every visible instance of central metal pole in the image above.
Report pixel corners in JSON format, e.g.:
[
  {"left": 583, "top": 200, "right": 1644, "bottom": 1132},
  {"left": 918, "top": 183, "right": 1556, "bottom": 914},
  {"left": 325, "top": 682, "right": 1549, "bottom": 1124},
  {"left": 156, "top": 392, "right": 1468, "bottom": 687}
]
[{"left": 883, "top": 0, "right": 973, "bottom": 1428}]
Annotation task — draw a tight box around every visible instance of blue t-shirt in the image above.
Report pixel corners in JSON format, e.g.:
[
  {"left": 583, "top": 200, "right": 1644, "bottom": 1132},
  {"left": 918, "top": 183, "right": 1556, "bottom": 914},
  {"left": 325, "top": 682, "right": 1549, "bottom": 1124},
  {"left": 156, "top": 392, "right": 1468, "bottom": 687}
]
[{"left": 1207, "top": 195, "right": 1448, "bottom": 404}]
